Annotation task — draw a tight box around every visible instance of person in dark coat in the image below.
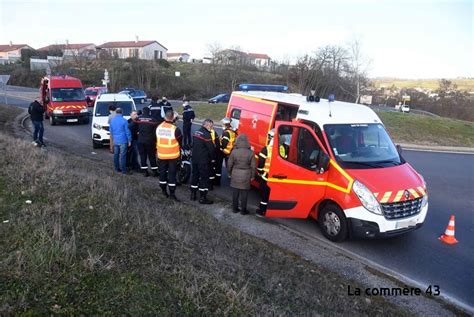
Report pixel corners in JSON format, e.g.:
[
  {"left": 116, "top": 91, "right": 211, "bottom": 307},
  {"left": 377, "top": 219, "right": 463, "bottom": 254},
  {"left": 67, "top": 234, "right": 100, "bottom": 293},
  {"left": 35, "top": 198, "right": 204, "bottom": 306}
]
[
  {"left": 148, "top": 96, "right": 164, "bottom": 124},
  {"left": 130, "top": 107, "right": 159, "bottom": 177},
  {"left": 127, "top": 111, "right": 140, "bottom": 172},
  {"left": 181, "top": 101, "right": 195, "bottom": 146},
  {"left": 190, "top": 119, "right": 215, "bottom": 204},
  {"left": 227, "top": 134, "right": 256, "bottom": 215},
  {"left": 28, "top": 98, "right": 45, "bottom": 146}
]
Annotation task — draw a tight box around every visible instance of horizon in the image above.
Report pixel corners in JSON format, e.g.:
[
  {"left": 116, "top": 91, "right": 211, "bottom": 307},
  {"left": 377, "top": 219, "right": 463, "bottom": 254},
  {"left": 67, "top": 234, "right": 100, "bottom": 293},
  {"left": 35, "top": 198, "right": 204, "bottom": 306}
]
[{"left": 0, "top": 0, "right": 472, "bottom": 79}]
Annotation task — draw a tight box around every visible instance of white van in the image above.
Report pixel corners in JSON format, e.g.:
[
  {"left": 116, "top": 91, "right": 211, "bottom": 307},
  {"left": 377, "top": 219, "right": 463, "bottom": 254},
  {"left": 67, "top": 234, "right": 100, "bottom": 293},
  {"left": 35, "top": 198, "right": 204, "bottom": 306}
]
[{"left": 91, "top": 93, "right": 137, "bottom": 148}]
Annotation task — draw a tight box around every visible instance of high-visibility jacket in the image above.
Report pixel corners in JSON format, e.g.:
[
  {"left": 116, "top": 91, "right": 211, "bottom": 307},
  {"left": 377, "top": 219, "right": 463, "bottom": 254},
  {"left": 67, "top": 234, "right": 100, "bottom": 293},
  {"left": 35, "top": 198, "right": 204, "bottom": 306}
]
[
  {"left": 220, "top": 129, "right": 236, "bottom": 155},
  {"left": 156, "top": 121, "right": 180, "bottom": 160},
  {"left": 257, "top": 144, "right": 287, "bottom": 180},
  {"left": 257, "top": 145, "right": 272, "bottom": 181}
]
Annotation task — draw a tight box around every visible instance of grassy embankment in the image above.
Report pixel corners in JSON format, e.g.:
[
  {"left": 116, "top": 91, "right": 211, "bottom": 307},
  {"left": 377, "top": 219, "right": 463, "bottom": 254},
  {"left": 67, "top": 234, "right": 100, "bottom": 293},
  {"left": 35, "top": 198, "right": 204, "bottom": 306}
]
[
  {"left": 0, "top": 104, "right": 407, "bottom": 315},
  {"left": 373, "top": 78, "right": 474, "bottom": 91},
  {"left": 193, "top": 103, "right": 474, "bottom": 147}
]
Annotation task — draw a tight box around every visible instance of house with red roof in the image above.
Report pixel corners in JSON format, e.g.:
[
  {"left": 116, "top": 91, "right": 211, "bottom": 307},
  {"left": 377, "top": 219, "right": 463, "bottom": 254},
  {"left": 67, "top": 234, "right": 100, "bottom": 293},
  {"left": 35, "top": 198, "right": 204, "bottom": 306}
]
[
  {"left": 0, "top": 43, "right": 34, "bottom": 61},
  {"left": 248, "top": 53, "right": 272, "bottom": 68},
  {"left": 97, "top": 39, "right": 167, "bottom": 60},
  {"left": 214, "top": 49, "right": 272, "bottom": 69}
]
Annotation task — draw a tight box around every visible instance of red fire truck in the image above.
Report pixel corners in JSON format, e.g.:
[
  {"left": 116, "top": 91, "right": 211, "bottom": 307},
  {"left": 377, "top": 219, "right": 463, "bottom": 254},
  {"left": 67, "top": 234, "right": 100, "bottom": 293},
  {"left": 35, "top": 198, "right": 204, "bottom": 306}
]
[
  {"left": 40, "top": 75, "right": 89, "bottom": 125},
  {"left": 226, "top": 84, "right": 428, "bottom": 242}
]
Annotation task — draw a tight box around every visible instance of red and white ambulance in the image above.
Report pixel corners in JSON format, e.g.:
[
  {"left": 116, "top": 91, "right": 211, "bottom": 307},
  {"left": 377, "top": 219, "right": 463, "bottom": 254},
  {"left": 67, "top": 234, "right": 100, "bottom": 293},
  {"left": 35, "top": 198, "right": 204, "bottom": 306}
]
[{"left": 226, "top": 84, "right": 428, "bottom": 242}]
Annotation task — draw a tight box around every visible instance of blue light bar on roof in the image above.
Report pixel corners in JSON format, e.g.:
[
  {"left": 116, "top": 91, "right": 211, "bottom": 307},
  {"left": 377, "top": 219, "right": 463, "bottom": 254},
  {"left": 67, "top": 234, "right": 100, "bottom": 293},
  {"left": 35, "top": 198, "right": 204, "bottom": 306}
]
[{"left": 238, "top": 84, "right": 288, "bottom": 92}]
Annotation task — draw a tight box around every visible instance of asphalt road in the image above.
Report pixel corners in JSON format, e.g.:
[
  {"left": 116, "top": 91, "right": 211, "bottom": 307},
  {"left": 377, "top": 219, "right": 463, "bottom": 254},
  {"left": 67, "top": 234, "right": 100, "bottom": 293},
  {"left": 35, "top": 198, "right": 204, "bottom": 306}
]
[{"left": 4, "top": 88, "right": 473, "bottom": 310}]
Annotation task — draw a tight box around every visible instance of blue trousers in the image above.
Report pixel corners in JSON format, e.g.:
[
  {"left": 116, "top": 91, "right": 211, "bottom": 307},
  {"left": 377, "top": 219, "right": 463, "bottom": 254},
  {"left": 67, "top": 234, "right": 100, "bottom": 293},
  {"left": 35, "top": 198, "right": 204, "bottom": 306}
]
[
  {"left": 32, "top": 120, "right": 44, "bottom": 143},
  {"left": 114, "top": 143, "right": 128, "bottom": 174}
]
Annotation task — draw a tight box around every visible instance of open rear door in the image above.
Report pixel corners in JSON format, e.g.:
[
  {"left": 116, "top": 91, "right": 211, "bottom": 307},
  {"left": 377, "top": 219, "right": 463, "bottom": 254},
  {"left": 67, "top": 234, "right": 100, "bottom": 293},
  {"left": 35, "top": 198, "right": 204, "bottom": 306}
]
[{"left": 266, "top": 121, "right": 329, "bottom": 218}]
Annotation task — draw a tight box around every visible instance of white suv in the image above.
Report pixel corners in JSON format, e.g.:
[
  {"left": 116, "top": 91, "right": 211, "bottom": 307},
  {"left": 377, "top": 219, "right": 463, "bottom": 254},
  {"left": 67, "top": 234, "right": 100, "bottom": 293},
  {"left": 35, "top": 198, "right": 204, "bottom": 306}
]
[{"left": 91, "top": 93, "right": 136, "bottom": 149}]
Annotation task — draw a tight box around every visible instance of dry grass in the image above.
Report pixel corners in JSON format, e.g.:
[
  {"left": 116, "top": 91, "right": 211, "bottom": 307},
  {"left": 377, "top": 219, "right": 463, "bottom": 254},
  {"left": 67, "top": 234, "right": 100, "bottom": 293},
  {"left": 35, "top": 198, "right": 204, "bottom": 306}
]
[
  {"left": 0, "top": 105, "right": 409, "bottom": 315},
  {"left": 373, "top": 79, "right": 474, "bottom": 91}
]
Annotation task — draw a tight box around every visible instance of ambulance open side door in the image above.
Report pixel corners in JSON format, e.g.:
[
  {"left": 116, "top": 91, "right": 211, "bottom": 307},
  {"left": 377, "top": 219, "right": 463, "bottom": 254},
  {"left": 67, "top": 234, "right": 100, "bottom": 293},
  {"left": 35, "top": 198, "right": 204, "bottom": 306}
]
[{"left": 266, "top": 121, "right": 330, "bottom": 218}]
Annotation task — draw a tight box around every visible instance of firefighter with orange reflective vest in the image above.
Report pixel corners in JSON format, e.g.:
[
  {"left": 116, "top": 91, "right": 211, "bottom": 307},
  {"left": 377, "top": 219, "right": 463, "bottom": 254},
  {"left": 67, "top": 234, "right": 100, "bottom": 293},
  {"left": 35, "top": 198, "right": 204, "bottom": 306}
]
[
  {"left": 220, "top": 117, "right": 237, "bottom": 165},
  {"left": 156, "top": 110, "right": 183, "bottom": 201}
]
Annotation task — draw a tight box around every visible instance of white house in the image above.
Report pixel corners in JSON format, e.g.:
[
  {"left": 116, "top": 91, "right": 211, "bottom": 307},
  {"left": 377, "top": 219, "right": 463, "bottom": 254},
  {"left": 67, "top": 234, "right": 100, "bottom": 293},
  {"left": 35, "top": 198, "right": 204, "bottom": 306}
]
[
  {"left": 167, "top": 53, "right": 190, "bottom": 62},
  {"left": 248, "top": 53, "right": 271, "bottom": 68},
  {"left": 0, "top": 43, "right": 34, "bottom": 62},
  {"left": 98, "top": 40, "right": 167, "bottom": 60}
]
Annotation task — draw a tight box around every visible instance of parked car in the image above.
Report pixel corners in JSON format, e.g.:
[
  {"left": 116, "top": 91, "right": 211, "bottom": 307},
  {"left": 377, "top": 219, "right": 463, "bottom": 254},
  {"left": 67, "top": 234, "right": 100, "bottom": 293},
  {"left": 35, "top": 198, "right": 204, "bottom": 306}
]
[
  {"left": 401, "top": 105, "right": 410, "bottom": 113},
  {"left": 85, "top": 86, "right": 108, "bottom": 107},
  {"left": 91, "top": 93, "right": 136, "bottom": 148},
  {"left": 208, "top": 93, "right": 230, "bottom": 104},
  {"left": 119, "top": 88, "right": 148, "bottom": 104}
]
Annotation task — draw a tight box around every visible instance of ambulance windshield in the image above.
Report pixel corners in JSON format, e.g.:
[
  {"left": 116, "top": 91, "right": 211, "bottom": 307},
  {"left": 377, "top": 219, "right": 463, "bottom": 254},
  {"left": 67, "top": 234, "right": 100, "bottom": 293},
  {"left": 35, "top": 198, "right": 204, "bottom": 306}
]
[
  {"left": 51, "top": 88, "right": 85, "bottom": 102},
  {"left": 325, "top": 124, "right": 403, "bottom": 168}
]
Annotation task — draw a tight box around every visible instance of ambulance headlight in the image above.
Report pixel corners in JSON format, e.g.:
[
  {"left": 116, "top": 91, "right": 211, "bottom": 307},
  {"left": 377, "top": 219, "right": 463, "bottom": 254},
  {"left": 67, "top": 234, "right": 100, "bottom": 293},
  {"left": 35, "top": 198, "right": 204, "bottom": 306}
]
[
  {"left": 53, "top": 109, "right": 63, "bottom": 114},
  {"left": 353, "top": 180, "right": 382, "bottom": 215},
  {"left": 421, "top": 194, "right": 428, "bottom": 209},
  {"left": 93, "top": 123, "right": 102, "bottom": 130},
  {"left": 80, "top": 108, "right": 89, "bottom": 113}
]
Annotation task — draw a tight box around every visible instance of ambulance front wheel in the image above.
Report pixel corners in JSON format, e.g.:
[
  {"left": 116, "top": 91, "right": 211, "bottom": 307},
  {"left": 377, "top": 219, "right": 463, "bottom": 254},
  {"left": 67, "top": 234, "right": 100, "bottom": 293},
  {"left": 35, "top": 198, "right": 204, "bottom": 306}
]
[{"left": 319, "top": 203, "right": 348, "bottom": 242}]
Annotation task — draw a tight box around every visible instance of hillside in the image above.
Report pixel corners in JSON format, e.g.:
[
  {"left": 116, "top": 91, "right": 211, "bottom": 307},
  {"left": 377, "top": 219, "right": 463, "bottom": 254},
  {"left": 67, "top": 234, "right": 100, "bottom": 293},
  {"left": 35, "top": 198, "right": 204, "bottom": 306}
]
[{"left": 372, "top": 78, "right": 474, "bottom": 91}]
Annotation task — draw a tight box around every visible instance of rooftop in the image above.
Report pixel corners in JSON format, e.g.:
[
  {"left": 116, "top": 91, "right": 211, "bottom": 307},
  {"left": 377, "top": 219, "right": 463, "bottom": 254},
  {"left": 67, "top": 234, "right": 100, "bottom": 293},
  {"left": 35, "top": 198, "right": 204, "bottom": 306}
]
[
  {"left": 0, "top": 44, "right": 31, "bottom": 52},
  {"left": 98, "top": 40, "right": 167, "bottom": 50},
  {"left": 233, "top": 91, "right": 382, "bottom": 127}
]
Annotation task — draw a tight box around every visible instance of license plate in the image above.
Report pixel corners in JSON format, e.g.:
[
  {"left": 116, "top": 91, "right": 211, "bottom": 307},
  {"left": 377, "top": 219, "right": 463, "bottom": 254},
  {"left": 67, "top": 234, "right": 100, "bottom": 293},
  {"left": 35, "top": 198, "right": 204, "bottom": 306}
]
[
  {"left": 67, "top": 119, "right": 78, "bottom": 122},
  {"left": 395, "top": 219, "right": 417, "bottom": 229}
]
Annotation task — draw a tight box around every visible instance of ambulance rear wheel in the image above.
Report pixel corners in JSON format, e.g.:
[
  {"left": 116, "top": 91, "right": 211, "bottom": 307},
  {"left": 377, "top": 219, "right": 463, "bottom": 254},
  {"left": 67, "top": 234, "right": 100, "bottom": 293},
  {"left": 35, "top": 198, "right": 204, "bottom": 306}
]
[{"left": 319, "top": 203, "right": 348, "bottom": 242}]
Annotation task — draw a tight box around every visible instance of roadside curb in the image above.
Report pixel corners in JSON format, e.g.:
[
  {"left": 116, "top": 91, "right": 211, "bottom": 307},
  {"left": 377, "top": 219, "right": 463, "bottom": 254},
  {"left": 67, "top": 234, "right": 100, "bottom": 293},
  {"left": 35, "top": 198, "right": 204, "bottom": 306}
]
[{"left": 399, "top": 143, "right": 474, "bottom": 154}]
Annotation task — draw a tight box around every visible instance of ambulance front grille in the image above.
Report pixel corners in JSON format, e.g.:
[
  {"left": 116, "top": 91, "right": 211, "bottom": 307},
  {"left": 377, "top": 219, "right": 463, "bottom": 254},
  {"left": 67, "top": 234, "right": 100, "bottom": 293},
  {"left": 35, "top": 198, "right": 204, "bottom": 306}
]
[{"left": 381, "top": 197, "right": 423, "bottom": 220}]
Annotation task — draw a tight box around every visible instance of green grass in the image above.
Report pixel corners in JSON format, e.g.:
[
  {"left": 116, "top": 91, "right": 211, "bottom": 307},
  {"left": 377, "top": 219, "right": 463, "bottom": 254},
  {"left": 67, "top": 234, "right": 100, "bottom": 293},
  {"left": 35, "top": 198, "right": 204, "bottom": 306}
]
[
  {"left": 377, "top": 111, "right": 474, "bottom": 147},
  {"left": 191, "top": 103, "right": 474, "bottom": 147},
  {"left": 193, "top": 103, "right": 228, "bottom": 123},
  {"left": 373, "top": 79, "right": 474, "bottom": 91},
  {"left": 0, "top": 108, "right": 409, "bottom": 315}
]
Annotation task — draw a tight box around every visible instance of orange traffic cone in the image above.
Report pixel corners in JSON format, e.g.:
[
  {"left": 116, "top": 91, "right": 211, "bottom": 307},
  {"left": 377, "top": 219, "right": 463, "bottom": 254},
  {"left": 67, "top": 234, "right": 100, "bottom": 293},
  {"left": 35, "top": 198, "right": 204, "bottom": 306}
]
[{"left": 438, "top": 215, "right": 458, "bottom": 245}]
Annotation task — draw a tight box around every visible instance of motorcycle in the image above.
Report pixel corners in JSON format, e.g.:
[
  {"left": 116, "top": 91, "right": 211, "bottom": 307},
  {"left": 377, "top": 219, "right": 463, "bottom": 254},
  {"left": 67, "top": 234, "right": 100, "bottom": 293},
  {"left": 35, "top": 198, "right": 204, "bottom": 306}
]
[{"left": 177, "top": 145, "right": 192, "bottom": 185}]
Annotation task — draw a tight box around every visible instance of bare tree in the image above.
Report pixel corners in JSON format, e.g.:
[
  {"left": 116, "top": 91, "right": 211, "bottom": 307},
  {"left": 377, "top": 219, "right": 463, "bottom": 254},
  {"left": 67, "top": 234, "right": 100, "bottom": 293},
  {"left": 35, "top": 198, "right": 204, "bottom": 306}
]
[{"left": 346, "top": 39, "right": 371, "bottom": 103}]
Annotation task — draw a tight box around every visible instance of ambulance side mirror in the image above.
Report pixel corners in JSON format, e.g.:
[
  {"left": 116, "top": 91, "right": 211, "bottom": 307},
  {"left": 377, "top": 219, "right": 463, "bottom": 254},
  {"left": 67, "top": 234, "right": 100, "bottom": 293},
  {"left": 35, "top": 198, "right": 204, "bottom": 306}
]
[
  {"left": 396, "top": 144, "right": 403, "bottom": 155},
  {"left": 316, "top": 152, "right": 330, "bottom": 174}
]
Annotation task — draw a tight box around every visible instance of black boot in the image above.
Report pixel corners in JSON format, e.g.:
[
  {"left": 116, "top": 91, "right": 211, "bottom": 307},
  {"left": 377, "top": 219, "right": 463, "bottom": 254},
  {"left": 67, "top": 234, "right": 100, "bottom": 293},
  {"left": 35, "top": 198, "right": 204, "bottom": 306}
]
[
  {"left": 169, "top": 187, "right": 180, "bottom": 202},
  {"left": 199, "top": 191, "right": 213, "bottom": 204},
  {"left": 240, "top": 209, "right": 249, "bottom": 215},
  {"left": 190, "top": 188, "right": 197, "bottom": 201},
  {"left": 143, "top": 169, "right": 150, "bottom": 177},
  {"left": 152, "top": 169, "right": 159, "bottom": 177},
  {"left": 160, "top": 184, "right": 169, "bottom": 198}
]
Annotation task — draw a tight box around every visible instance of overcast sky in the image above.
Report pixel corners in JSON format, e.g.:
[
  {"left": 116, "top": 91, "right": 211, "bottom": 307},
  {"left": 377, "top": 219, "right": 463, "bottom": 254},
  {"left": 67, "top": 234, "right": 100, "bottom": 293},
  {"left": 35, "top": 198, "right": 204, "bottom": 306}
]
[{"left": 0, "top": 0, "right": 472, "bottom": 78}]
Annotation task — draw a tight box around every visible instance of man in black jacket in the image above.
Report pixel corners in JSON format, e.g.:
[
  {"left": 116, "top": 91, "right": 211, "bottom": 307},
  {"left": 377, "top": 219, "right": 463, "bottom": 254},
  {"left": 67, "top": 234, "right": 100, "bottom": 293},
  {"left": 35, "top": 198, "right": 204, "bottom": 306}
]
[
  {"left": 127, "top": 111, "right": 140, "bottom": 172},
  {"left": 190, "top": 119, "right": 215, "bottom": 204},
  {"left": 148, "top": 96, "right": 163, "bottom": 124},
  {"left": 131, "top": 107, "right": 159, "bottom": 177},
  {"left": 28, "top": 98, "right": 45, "bottom": 146},
  {"left": 181, "top": 101, "right": 195, "bottom": 146},
  {"left": 158, "top": 97, "right": 173, "bottom": 119}
]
